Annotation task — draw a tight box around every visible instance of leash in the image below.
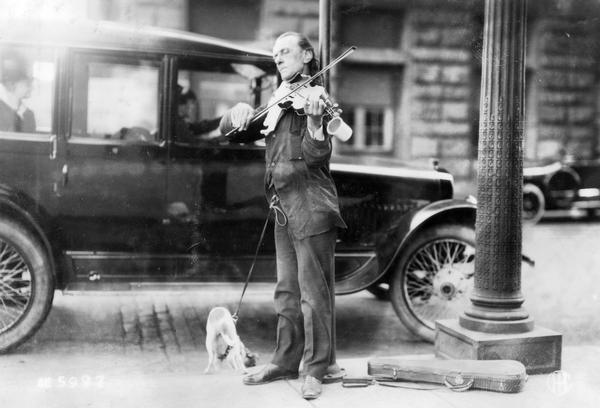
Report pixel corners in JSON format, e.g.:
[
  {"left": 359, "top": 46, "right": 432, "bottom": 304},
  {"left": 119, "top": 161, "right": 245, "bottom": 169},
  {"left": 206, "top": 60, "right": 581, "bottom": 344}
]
[{"left": 232, "top": 195, "right": 287, "bottom": 323}]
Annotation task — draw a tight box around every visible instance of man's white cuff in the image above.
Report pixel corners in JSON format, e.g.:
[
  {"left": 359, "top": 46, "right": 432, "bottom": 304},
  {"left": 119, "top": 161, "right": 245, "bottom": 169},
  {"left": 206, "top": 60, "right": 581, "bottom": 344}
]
[{"left": 307, "top": 126, "right": 325, "bottom": 141}]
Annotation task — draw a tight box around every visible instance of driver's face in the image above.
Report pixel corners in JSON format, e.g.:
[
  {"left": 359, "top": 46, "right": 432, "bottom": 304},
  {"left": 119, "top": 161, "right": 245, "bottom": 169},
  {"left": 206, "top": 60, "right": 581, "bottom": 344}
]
[
  {"left": 272, "top": 35, "right": 310, "bottom": 82},
  {"left": 13, "top": 78, "right": 33, "bottom": 101}
]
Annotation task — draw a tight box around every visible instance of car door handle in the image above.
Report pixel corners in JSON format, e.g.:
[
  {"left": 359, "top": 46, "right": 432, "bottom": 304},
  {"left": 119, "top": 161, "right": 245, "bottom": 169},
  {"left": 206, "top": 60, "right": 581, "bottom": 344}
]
[
  {"left": 62, "top": 164, "right": 69, "bottom": 186},
  {"left": 49, "top": 135, "right": 57, "bottom": 159}
]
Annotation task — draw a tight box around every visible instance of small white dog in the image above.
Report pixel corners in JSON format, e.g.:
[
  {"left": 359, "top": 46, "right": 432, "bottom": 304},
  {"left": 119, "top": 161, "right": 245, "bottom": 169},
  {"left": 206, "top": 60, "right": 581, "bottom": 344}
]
[{"left": 204, "top": 307, "right": 256, "bottom": 374}]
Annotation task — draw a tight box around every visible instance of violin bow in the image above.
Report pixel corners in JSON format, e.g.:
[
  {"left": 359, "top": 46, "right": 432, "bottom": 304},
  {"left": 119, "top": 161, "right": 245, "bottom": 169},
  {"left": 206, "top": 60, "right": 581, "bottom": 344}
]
[{"left": 225, "top": 45, "right": 356, "bottom": 137}]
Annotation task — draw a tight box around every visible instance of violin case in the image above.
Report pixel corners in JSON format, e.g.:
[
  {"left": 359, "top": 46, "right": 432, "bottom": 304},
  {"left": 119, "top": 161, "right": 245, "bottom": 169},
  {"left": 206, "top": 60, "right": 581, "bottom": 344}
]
[{"left": 366, "top": 358, "right": 527, "bottom": 393}]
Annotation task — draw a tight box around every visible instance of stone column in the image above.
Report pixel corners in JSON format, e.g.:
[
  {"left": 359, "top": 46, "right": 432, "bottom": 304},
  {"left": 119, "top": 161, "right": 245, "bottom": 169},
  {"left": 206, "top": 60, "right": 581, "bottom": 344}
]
[
  {"left": 459, "top": 0, "right": 533, "bottom": 334},
  {"left": 435, "top": 0, "right": 562, "bottom": 374}
]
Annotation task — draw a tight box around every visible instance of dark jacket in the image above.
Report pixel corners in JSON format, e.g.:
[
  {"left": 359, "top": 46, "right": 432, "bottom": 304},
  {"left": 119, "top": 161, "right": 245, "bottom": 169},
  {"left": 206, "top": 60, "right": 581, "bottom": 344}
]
[
  {"left": 0, "top": 99, "right": 36, "bottom": 133},
  {"left": 221, "top": 105, "right": 346, "bottom": 240}
]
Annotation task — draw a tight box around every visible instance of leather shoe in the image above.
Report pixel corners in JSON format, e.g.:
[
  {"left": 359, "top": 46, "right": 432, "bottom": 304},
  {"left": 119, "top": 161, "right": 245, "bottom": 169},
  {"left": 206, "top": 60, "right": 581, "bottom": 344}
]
[
  {"left": 243, "top": 363, "right": 298, "bottom": 385},
  {"left": 301, "top": 375, "right": 322, "bottom": 400}
]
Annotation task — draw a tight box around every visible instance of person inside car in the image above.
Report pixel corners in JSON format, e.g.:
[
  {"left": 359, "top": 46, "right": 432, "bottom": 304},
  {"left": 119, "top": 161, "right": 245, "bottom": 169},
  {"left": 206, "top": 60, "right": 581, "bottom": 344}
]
[
  {"left": 113, "top": 85, "right": 222, "bottom": 143},
  {"left": 0, "top": 49, "right": 36, "bottom": 133},
  {"left": 174, "top": 84, "right": 221, "bottom": 143}
]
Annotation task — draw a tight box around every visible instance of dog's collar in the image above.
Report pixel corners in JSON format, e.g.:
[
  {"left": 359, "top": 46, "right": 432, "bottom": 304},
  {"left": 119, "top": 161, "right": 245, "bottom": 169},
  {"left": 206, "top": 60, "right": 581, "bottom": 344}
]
[{"left": 217, "top": 345, "right": 233, "bottom": 361}]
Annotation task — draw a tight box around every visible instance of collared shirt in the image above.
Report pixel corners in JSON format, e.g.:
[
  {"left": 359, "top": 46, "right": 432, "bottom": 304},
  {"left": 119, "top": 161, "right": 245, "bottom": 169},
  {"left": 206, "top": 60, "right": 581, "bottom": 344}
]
[{"left": 0, "top": 84, "right": 29, "bottom": 117}]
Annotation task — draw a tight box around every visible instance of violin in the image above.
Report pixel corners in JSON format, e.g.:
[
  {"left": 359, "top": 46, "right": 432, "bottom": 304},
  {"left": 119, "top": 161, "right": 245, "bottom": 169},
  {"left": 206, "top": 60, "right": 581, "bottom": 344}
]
[
  {"left": 225, "top": 46, "right": 356, "bottom": 141},
  {"left": 277, "top": 81, "right": 342, "bottom": 119}
]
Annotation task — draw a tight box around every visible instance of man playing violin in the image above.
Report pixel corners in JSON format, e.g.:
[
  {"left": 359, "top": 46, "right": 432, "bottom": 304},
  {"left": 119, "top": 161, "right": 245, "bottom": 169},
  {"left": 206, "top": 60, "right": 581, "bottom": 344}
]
[{"left": 219, "top": 31, "right": 347, "bottom": 400}]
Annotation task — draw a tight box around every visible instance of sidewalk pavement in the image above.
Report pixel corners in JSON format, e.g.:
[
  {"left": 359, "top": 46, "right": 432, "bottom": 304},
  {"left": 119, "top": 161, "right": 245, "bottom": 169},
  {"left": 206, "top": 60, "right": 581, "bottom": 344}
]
[{"left": 0, "top": 344, "right": 598, "bottom": 407}]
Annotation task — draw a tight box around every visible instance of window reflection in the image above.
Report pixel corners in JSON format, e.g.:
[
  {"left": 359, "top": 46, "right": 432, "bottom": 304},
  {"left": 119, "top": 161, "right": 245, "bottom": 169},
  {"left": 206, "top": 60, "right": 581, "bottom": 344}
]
[{"left": 71, "top": 55, "right": 159, "bottom": 143}]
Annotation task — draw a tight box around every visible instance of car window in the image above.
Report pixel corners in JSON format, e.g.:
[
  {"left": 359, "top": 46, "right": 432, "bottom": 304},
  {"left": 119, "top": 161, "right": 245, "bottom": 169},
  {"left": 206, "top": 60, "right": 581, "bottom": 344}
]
[
  {"left": 175, "top": 59, "right": 274, "bottom": 146},
  {"left": 71, "top": 54, "right": 160, "bottom": 144},
  {"left": 0, "top": 45, "right": 55, "bottom": 135}
]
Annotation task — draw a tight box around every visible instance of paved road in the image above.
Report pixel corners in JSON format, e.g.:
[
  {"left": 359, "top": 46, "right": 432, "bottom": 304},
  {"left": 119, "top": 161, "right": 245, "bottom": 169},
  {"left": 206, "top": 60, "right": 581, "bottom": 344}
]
[
  {"left": 21, "top": 285, "right": 429, "bottom": 360},
  {"left": 521, "top": 215, "right": 600, "bottom": 345}
]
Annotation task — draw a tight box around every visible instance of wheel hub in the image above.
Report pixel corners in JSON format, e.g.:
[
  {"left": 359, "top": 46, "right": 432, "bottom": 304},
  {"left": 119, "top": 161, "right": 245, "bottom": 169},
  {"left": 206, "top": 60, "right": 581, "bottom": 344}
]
[
  {"left": 433, "top": 264, "right": 472, "bottom": 301},
  {"left": 439, "top": 282, "right": 456, "bottom": 299}
]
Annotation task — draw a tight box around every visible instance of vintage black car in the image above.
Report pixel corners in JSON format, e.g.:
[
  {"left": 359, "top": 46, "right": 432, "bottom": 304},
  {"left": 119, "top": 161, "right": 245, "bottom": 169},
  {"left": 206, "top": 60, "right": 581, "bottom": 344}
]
[
  {"left": 0, "top": 20, "right": 476, "bottom": 352},
  {"left": 523, "top": 157, "right": 600, "bottom": 223}
]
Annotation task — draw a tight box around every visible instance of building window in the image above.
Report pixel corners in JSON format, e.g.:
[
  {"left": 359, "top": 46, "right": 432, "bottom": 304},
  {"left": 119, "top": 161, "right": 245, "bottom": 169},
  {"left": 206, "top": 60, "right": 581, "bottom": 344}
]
[
  {"left": 366, "top": 109, "right": 385, "bottom": 146},
  {"left": 335, "top": 3, "right": 405, "bottom": 155},
  {"left": 336, "top": 64, "right": 399, "bottom": 153},
  {"left": 189, "top": 0, "right": 260, "bottom": 41},
  {"left": 341, "top": 106, "right": 393, "bottom": 151},
  {"left": 338, "top": 5, "right": 404, "bottom": 49}
]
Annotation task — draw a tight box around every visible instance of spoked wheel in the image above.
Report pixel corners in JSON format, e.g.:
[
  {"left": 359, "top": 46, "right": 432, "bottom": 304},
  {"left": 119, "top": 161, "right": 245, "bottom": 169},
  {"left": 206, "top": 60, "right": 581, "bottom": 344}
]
[
  {"left": 390, "top": 224, "right": 475, "bottom": 343},
  {"left": 0, "top": 218, "right": 54, "bottom": 352},
  {"left": 522, "top": 183, "right": 545, "bottom": 224}
]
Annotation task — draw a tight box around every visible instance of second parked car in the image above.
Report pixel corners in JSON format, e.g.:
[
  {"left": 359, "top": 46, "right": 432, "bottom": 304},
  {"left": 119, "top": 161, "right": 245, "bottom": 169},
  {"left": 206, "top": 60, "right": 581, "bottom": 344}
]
[{"left": 523, "top": 157, "right": 600, "bottom": 223}]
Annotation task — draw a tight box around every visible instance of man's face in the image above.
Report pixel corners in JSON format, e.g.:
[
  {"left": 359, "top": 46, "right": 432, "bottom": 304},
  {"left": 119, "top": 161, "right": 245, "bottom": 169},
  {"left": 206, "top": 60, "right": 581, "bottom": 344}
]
[
  {"left": 272, "top": 35, "right": 310, "bottom": 82},
  {"left": 12, "top": 78, "right": 32, "bottom": 102}
]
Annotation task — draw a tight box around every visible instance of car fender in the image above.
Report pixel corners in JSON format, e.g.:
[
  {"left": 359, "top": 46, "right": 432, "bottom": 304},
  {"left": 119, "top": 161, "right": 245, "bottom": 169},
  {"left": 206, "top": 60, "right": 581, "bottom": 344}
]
[
  {"left": 523, "top": 161, "right": 580, "bottom": 209},
  {"left": 546, "top": 165, "right": 580, "bottom": 208},
  {"left": 375, "top": 198, "right": 477, "bottom": 283},
  {"left": 336, "top": 198, "right": 476, "bottom": 295},
  {"left": 0, "top": 185, "right": 57, "bottom": 282}
]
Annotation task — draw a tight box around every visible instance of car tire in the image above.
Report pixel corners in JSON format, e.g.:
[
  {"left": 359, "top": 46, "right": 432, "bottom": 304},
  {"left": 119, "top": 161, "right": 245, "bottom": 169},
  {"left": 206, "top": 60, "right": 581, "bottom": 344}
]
[
  {"left": 0, "top": 218, "right": 55, "bottom": 353},
  {"left": 389, "top": 223, "right": 475, "bottom": 343},
  {"left": 522, "top": 183, "right": 545, "bottom": 224}
]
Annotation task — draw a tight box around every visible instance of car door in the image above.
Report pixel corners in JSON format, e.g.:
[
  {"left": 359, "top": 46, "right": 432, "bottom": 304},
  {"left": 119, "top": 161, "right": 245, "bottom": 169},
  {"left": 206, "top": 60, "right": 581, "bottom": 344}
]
[
  {"left": 57, "top": 51, "right": 169, "bottom": 282},
  {"left": 164, "top": 58, "right": 275, "bottom": 283}
]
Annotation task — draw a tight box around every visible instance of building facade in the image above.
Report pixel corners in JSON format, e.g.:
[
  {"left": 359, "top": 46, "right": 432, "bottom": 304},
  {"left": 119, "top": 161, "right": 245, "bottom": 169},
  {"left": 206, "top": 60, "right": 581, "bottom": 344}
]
[{"left": 11, "top": 0, "right": 600, "bottom": 180}]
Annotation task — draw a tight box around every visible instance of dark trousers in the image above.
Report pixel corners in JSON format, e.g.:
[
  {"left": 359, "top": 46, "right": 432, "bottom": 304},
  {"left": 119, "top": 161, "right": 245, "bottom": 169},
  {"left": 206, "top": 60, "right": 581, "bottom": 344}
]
[{"left": 271, "top": 224, "right": 336, "bottom": 380}]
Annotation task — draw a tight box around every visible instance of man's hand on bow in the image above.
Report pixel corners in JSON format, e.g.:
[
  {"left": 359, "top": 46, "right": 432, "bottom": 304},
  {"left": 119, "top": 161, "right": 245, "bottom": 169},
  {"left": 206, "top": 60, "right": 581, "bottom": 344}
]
[{"left": 230, "top": 102, "right": 255, "bottom": 131}]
